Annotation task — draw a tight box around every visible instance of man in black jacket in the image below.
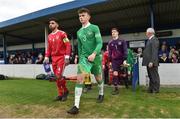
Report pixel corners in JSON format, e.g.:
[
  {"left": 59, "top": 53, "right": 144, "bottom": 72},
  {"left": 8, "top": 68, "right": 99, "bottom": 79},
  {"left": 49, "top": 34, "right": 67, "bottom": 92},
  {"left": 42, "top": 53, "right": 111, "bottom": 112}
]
[{"left": 142, "top": 28, "right": 160, "bottom": 93}]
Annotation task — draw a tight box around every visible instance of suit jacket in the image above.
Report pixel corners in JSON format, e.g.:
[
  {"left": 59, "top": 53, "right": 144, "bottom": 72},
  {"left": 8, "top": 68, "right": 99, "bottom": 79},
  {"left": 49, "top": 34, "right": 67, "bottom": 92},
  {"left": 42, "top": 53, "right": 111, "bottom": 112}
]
[{"left": 142, "top": 36, "right": 159, "bottom": 66}]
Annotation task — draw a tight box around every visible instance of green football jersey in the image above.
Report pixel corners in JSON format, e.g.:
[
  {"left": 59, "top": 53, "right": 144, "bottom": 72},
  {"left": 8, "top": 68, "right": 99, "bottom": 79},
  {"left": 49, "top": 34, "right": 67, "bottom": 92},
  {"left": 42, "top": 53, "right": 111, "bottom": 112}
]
[
  {"left": 127, "top": 48, "right": 135, "bottom": 72},
  {"left": 77, "top": 24, "right": 103, "bottom": 58}
]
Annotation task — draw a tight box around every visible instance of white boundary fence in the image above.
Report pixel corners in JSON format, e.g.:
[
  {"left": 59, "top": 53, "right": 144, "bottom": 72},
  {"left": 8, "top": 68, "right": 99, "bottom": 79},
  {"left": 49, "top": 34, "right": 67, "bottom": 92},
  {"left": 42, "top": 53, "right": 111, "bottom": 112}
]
[
  {"left": 0, "top": 64, "right": 77, "bottom": 78},
  {"left": 0, "top": 61, "right": 180, "bottom": 85},
  {"left": 138, "top": 58, "right": 180, "bottom": 86}
]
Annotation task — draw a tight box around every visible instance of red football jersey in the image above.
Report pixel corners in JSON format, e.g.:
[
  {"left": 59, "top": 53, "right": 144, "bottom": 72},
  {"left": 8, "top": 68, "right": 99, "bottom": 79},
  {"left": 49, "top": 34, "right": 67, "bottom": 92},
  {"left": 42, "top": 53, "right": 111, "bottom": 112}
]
[
  {"left": 45, "top": 30, "right": 71, "bottom": 57},
  {"left": 102, "top": 51, "right": 109, "bottom": 65}
]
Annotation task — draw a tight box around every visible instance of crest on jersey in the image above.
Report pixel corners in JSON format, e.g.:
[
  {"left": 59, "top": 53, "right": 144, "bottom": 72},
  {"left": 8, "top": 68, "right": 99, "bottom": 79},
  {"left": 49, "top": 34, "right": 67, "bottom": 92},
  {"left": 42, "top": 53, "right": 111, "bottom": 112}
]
[
  {"left": 87, "top": 31, "right": 93, "bottom": 35},
  {"left": 56, "top": 35, "right": 59, "bottom": 40},
  {"left": 118, "top": 42, "right": 122, "bottom": 45}
]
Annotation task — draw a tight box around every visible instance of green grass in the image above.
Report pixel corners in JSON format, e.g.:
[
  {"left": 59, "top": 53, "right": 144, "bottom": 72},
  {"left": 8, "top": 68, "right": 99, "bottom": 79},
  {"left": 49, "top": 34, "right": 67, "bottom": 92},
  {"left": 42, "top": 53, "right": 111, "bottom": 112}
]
[{"left": 0, "top": 78, "right": 180, "bottom": 118}]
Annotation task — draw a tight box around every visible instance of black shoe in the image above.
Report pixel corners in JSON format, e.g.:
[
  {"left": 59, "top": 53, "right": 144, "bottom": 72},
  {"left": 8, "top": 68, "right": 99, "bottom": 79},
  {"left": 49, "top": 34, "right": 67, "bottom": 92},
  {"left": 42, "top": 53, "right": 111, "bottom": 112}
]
[
  {"left": 147, "top": 88, "right": 153, "bottom": 93},
  {"left": 152, "top": 90, "right": 159, "bottom": 94},
  {"left": 87, "top": 85, "right": 92, "bottom": 90},
  {"left": 97, "top": 95, "right": 104, "bottom": 103},
  {"left": 147, "top": 89, "right": 159, "bottom": 94},
  {"left": 61, "top": 90, "right": 69, "bottom": 101},
  {"left": 111, "top": 90, "right": 119, "bottom": 95},
  {"left": 147, "top": 90, "right": 152, "bottom": 93},
  {"left": 53, "top": 96, "right": 62, "bottom": 101},
  {"left": 67, "top": 106, "right": 79, "bottom": 114}
]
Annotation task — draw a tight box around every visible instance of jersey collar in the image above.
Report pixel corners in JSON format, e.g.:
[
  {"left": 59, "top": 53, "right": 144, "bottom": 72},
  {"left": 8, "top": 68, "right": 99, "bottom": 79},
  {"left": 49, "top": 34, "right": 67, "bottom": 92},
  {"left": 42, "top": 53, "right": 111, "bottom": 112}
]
[
  {"left": 82, "top": 22, "right": 91, "bottom": 28},
  {"left": 51, "top": 30, "right": 59, "bottom": 34}
]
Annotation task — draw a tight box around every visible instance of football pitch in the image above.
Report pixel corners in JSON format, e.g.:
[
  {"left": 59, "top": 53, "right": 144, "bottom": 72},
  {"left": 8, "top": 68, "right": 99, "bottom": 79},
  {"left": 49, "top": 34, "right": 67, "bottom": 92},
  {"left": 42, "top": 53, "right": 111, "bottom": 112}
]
[{"left": 0, "top": 78, "right": 180, "bottom": 118}]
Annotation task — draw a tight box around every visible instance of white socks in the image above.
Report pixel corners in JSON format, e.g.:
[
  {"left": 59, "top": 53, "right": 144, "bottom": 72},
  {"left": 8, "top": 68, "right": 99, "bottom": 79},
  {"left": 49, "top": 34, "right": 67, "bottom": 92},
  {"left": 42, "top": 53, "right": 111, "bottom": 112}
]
[
  {"left": 98, "top": 80, "right": 104, "bottom": 95},
  {"left": 74, "top": 85, "right": 83, "bottom": 108}
]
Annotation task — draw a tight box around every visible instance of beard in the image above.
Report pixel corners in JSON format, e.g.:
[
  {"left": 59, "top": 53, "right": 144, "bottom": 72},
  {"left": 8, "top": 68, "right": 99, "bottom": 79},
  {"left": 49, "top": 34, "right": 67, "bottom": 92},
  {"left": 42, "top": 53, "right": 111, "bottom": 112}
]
[{"left": 49, "top": 26, "right": 55, "bottom": 31}]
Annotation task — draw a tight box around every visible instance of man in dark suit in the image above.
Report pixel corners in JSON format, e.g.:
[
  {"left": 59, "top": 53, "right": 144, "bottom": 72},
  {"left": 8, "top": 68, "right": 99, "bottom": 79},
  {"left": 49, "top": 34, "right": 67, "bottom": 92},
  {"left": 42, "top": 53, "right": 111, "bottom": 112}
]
[{"left": 142, "top": 28, "right": 160, "bottom": 93}]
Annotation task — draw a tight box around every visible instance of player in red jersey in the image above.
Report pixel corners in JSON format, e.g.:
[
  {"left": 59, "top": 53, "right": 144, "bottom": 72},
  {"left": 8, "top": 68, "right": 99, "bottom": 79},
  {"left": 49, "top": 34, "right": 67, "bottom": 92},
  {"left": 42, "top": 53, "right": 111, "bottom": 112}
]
[
  {"left": 102, "top": 46, "right": 112, "bottom": 85},
  {"left": 44, "top": 17, "right": 71, "bottom": 101}
]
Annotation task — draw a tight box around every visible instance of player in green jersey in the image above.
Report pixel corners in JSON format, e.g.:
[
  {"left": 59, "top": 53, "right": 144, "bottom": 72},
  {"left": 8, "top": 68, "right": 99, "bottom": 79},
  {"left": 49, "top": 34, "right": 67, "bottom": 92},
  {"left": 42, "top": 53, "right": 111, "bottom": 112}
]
[
  {"left": 67, "top": 8, "right": 104, "bottom": 114},
  {"left": 127, "top": 48, "right": 135, "bottom": 80}
]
